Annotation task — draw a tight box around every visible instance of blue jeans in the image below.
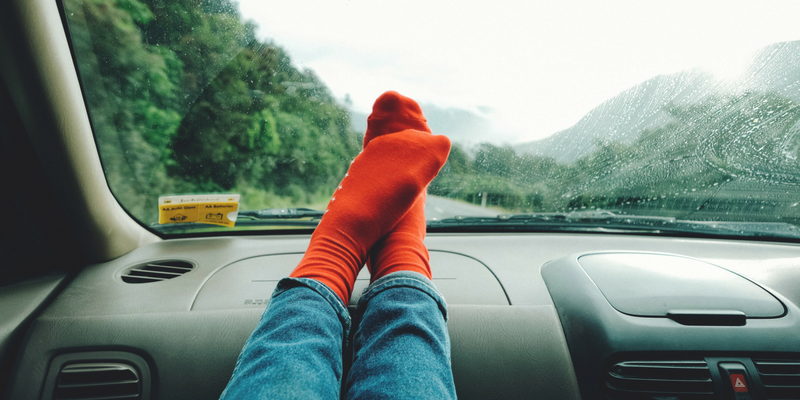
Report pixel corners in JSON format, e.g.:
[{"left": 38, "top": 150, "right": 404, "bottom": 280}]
[{"left": 220, "top": 271, "right": 456, "bottom": 399}]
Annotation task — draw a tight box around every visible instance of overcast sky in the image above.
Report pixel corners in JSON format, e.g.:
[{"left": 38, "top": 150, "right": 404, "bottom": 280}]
[{"left": 236, "top": 0, "right": 800, "bottom": 144}]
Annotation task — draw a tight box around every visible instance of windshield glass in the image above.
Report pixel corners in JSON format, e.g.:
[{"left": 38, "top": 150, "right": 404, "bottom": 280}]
[{"left": 61, "top": 0, "right": 800, "bottom": 239}]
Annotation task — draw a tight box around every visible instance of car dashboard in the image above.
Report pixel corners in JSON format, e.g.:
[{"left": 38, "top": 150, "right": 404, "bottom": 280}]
[
  {"left": 2, "top": 0, "right": 800, "bottom": 398},
  {"left": 5, "top": 232, "right": 800, "bottom": 400}
]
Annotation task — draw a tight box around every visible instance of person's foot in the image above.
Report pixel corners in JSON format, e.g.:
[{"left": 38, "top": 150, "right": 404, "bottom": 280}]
[
  {"left": 367, "top": 191, "right": 430, "bottom": 282},
  {"left": 290, "top": 91, "right": 451, "bottom": 303},
  {"left": 364, "top": 92, "right": 437, "bottom": 281}
]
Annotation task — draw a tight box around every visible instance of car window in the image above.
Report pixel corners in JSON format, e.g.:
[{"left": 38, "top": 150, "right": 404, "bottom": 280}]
[{"left": 60, "top": 0, "right": 800, "bottom": 239}]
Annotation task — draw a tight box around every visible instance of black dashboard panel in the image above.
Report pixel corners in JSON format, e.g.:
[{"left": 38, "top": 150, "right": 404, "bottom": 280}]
[
  {"left": 542, "top": 251, "right": 800, "bottom": 399},
  {"left": 7, "top": 232, "right": 800, "bottom": 399}
]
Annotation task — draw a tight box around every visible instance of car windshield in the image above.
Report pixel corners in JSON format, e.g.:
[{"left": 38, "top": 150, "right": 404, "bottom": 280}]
[{"left": 61, "top": 0, "right": 800, "bottom": 239}]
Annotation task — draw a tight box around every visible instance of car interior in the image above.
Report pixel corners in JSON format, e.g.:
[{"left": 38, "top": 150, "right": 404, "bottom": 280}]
[{"left": 2, "top": 0, "right": 800, "bottom": 399}]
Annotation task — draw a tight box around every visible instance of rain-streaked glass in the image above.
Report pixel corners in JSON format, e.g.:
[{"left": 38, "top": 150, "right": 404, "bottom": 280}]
[{"left": 60, "top": 0, "right": 800, "bottom": 238}]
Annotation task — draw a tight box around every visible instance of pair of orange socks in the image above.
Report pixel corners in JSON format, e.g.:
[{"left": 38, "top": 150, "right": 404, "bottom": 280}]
[{"left": 289, "top": 91, "right": 451, "bottom": 304}]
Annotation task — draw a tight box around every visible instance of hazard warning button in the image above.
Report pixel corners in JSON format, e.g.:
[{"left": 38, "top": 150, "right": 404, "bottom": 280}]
[
  {"left": 730, "top": 373, "right": 748, "bottom": 393},
  {"left": 718, "top": 362, "right": 754, "bottom": 400}
]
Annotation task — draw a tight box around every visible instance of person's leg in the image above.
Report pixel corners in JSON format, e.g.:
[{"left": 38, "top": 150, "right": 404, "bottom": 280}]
[
  {"left": 343, "top": 91, "right": 456, "bottom": 399},
  {"left": 220, "top": 278, "right": 350, "bottom": 400},
  {"left": 289, "top": 90, "right": 450, "bottom": 305},
  {"left": 222, "top": 91, "right": 451, "bottom": 399},
  {"left": 345, "top": 272, "right": 456, "bottom": 400}
]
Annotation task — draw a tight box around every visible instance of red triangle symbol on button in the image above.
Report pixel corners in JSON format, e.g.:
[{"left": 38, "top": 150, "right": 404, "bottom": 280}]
[{"left": 735, "top": 378, "right": 746, "bottom": 388}]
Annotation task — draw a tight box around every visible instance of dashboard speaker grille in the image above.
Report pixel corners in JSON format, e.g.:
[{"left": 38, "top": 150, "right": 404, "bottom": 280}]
[
  {"left": 54, "top": 362, "right": 140, "bottom": 400},
  {"left": 754, "top": 359, "right": 800, "bottom": 400},
  {"left": 605, "top": 360, "right": 715, "bottom": 400},
  {"left": 121, "top": 260, "right": 193, "bottom": 283}
]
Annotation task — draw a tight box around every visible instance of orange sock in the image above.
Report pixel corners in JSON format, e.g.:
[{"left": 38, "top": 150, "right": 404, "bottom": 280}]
[
  {"left": 367, "top": 192, "right": 430, "bottom": 282},
  {"left": 290, "top": 91, "right": 451, "bottom": 304},
  {"left": 364, "top": 92, "right": 437, "bottom": 282}
]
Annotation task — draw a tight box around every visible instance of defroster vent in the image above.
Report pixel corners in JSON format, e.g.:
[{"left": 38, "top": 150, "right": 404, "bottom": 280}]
[
  {"left": 754, "top": 359, "right": 800, "bottom": 400},
  {"left": 122, "top": 260, "right": 194, "bottom": 283},
  {"left": 605, "top": 360, "right": 715, "bottom": 400},
  {"left": 54, "top": 362, "right": 140, "bottom": 400}
]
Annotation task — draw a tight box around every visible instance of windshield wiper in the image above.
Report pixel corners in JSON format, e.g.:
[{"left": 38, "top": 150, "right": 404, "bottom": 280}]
[
  {"left": 427, "top": 210, "right": 800, "bottom": 239},
  {"left": 429, "top": 210, "right": 675, "bottom": 226},
  {"left": 238, "top": 208, "right": 325, "bottom": 220}
]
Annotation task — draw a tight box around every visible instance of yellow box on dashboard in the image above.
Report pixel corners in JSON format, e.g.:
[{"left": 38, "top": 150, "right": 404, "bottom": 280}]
[{"left": 158, "top": 194, "right": 240, "bottom": 227}]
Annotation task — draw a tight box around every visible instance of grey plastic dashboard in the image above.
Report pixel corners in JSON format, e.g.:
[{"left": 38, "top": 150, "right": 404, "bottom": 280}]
[{"left": 8, "top": 232, "right": 800, "bottom": 399}]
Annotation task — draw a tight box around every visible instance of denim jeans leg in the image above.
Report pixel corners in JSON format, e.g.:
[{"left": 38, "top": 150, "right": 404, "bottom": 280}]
[
  {"left": 220, "top": 277, "right": 351, "bottom": 400},
  {"left": 345, "top": 271, "right": 457, "bottom": 400}
]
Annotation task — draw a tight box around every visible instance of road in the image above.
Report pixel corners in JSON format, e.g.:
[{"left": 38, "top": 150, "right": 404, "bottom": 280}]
[{"left": 425, "top": 195, "right": 498, "bottom": 220}]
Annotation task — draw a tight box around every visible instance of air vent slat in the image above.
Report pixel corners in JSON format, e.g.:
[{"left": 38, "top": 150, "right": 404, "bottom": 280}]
[
  {"left": 62, "top": 365, "right": 132, "bottom": 373},
  {"left": 612, "top": 361, "right": 711, "bottom": 380},
  {"left": 761, "top": 387, "right": 800, "bottom": 400},
  {"left": 121, "top": 260, "right": 193, "bottom": 284},
  {"left": 128, "top": 269, "right": 183, "bottom": 278},
  {"left": 121, "top": 276, "right": 165, "bottom": 284},
  {"left": 607, "top": 378, "right": 714, "bottom": 393},
  {"left": 607, "top": 387, "right": 714, "bottom": 395},
  {"left": 59, "top": 364, "right": 137, "bottom": 385},
  {"left": 56, "top": 393, "right": 139, "bottom": 400},
  {"left": 609, "top": 372, "right": 714, "bottom": 383},
  {"left": 604, "top": 392, "right": 717, "bottom": 400},
  {"left": 55, "top": 362, "right": 140, "bottom": 400},
  {"left": 57, "top": 383, "right": 139, "bottom": 399},
  {"left": 146, "top": 264, "right": 193, "bottom": 272},
  {"left": 761, "top": 373, "right": 800, "bottom": 377},
  {"left": 762, "top": 375, "right": 800, "bottom": 386},
  {"left": 757, "top": 361, "right": 800, "bottom": 374},
  {"left": 606, "top": 360, "right": 715, "bottom": 400},
  {"left": 754, "top": 359, "right": 800, "bottom": 400},
  {"left": 57, "top": 380, "right": 139, "bottom": 389}
]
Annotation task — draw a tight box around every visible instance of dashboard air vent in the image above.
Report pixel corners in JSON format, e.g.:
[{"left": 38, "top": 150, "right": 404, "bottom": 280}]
[
  {"left": 122, "top": 260, "right": 193, "bottom": 283},
  {"left": 754, "top": 359, "right": 800, "bottom": 400},
  {"left": 54, "top": 362, "right": 140, "bottom": 400},
  {"left": 605, "top": 360, "right": 715, "bottom": 400}
]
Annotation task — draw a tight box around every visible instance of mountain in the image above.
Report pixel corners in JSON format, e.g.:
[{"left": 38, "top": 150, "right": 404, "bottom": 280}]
[
  {"left": 743, "top": 40, "right": 800, "bottom": 102},
  {"left": 515, "top": 40, "right": 800, "bottom": 163},
  {"left": 514, "top": 70, "right": 719, "bottom": 162}
]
